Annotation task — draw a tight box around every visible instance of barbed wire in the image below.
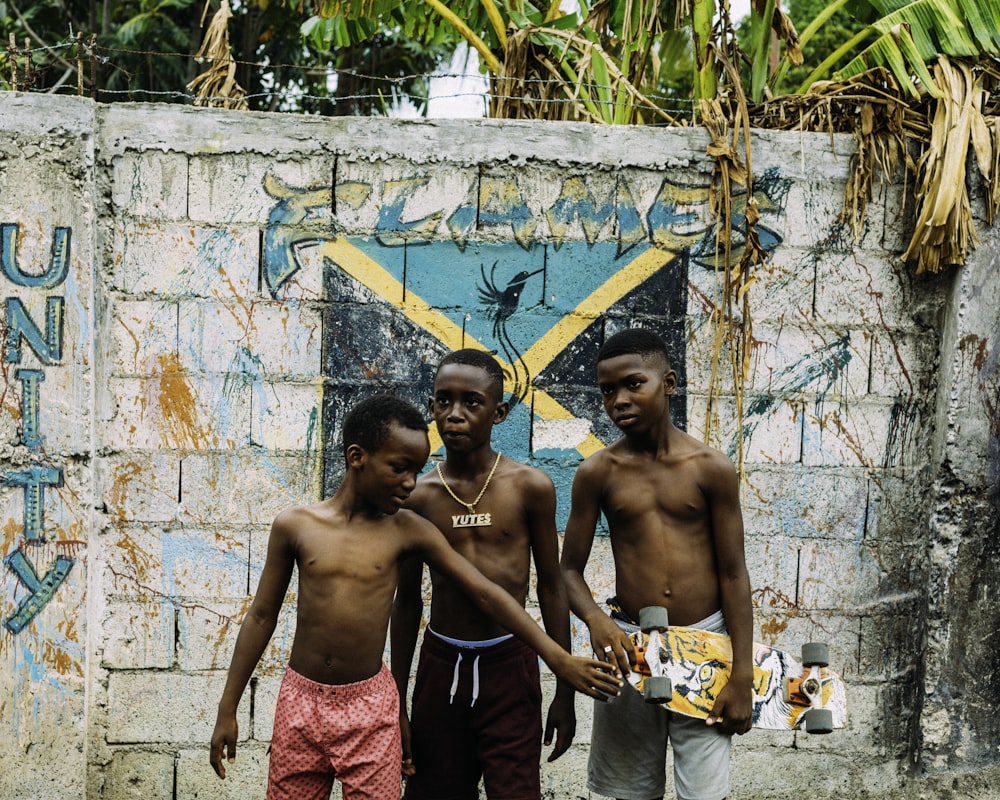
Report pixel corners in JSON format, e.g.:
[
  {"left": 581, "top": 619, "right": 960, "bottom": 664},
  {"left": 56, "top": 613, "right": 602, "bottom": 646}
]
[{"left": 1, "top": 35, "right": 699, "bottom": 118}]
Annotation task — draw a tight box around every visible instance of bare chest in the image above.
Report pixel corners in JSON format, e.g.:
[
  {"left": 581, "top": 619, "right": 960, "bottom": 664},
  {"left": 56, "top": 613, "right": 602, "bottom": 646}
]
[{"left": 602, "top": 464, "right": 705, "bottom": 524}]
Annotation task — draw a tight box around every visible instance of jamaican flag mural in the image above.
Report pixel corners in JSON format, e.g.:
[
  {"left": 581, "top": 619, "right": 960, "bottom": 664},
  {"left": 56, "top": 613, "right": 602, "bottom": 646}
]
[{"left": 263, "top": 169, "right": 790, "bottom": 525}]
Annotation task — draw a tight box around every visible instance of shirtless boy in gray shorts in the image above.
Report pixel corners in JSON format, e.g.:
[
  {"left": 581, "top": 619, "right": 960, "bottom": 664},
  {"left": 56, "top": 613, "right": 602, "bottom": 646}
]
[{"left": 561, "top": 329, "right": 754, "bottom": 800}]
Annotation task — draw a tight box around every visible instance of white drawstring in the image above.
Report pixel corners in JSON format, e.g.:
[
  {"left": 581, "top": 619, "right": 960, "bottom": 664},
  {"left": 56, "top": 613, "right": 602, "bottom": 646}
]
[
  {"left": 447, "top": 652, "right": 482, "bottom": 707},
  {"left": 449, "top": 653, "right": 463, "bottom": 705},
  {"left": 470, "top": 655, "right": 481, "bottom": 707}
]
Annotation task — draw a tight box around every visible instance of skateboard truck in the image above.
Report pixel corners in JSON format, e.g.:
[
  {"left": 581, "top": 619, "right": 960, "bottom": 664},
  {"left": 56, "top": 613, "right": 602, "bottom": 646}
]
[
  {"left": 638, "top": 606, "right": 672, "bottom": 704},
  {"left": 781, "top": 642, "right": 834, "bottom": 734}
]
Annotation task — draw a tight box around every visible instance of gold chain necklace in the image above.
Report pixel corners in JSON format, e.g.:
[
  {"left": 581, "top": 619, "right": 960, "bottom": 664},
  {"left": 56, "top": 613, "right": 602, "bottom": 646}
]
[{"left": 437, "top": 452, "right": 502, "bottom": 528}]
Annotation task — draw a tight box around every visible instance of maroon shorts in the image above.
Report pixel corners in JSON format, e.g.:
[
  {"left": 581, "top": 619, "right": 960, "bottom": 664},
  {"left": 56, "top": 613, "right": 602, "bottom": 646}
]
[
  {"left": 403, "top": 631, "right": 543, "bottom": 800},
  {"left": 267, "top": 664, "right": 401, "bottom": 800}
]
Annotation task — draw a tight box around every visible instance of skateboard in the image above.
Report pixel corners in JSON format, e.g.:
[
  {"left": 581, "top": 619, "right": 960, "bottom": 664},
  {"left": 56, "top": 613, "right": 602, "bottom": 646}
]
[{"left": 626, "top": 606, "right": 847, "bottom": 733}]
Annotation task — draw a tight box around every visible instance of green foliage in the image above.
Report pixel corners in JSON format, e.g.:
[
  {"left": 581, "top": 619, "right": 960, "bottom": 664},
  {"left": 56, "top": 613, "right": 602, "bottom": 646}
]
[
  {"left": 0, "top": 0, "right": 450, "bottom": 113},
  {"left": 779, "top": 0, "right": 867, "bottom": 93}
]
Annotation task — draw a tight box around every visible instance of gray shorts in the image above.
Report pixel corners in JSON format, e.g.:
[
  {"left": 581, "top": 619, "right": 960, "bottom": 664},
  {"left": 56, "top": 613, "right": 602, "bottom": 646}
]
[{"left": 588, "top": 610, "right": 731, "bottom": 800}]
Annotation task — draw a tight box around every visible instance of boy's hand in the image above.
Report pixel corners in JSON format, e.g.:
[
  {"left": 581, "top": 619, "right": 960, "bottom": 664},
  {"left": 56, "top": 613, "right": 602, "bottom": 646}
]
[
  {"left": 587, "top": 615, "right": 634, "bottom": 678},
  {"left": 210, "top": 713, "right": 238, "bottom": 779},
  {"left": 543, "top": 689, "right": 576, "bottom": 762},
  {"left": 553, "top": 653, "right": 621, "bottom": 700},
  {"left": 706, "top": 681, "right": 753, "bottom": 735},
  {"left": 399, "top": 713, "right": 416, "bottom": 777}
]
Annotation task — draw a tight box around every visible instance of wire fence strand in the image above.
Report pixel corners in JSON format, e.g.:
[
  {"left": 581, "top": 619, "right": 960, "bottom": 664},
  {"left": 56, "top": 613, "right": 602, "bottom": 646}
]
[{"left": 2, "top": 35, "right": 699, "bottom": 118}]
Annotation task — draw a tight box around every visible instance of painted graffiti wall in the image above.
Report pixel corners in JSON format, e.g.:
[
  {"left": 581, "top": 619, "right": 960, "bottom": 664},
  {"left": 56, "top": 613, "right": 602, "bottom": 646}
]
[{"left": 0, "top": 94, "right": 997, "bottom": 799}]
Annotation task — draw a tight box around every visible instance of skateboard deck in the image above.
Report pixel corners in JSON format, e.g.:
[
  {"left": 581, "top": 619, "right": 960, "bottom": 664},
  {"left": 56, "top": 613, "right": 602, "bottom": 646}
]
[{"left": 627, "top": 613, "right": 847, "bottom": 732}]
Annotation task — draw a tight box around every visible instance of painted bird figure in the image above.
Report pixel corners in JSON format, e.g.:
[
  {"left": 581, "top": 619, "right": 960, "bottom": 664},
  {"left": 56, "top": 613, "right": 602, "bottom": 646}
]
[{"left": 477, "top": 261, "right": 544, "bottom": 405}]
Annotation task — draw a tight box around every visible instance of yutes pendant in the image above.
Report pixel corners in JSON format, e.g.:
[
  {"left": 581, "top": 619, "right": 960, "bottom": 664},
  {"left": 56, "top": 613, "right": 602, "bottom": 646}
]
[{"left": 452, "top": 512, "right": 492, "bottom": 528}]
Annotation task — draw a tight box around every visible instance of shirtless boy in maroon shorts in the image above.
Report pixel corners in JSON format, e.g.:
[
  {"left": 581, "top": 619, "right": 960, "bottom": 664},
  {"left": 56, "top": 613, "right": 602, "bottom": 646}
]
[{"left": 391, "top": 350, "right": 578, "bottom": 799}]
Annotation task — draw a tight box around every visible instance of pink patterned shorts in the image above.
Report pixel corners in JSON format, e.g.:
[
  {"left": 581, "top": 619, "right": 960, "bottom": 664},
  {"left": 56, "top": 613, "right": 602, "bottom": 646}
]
[{"left": 267, "top": 664, "right": 402, "bottom": 800}]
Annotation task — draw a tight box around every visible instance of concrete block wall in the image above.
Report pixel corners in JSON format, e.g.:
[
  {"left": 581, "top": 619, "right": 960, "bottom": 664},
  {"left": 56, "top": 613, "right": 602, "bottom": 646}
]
[{"left": 0, "top": 94, "right": 996, "bottom": 799}]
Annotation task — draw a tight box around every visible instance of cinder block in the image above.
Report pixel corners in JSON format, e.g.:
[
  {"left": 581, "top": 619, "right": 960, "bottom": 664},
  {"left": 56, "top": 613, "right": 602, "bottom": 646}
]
[
  {"left": 101, "top": 524, "right": 171, "bottom": 599},
  {"left": 798, "top": 539, "right": 882, "bottom": 610},
  {"left": 107, "top": 299, "right": 179, "bottom": 377},
  {"left": 865, "top": 474, "right": 930, "bottom": 544},
  {"left": 158, "top": 527, "right": 250, "bottom": 600},
  {"left": 880, "top": 180, "right": 915, "bottom": 254},
  {"left": 109, "top": 221, "right": 258, "bottom": 299},
  {"left": 743, "top": 323, "right": 871, "bottom": 401},
  {"left": 868, "top": 330, "right": 939, "bottom": 398},
  {"left": 175, "top": 745, "right": 270, "bottom": 800},
  {"left": 746, "top": 534, "right": 799, "bottom": 610},
  {"left": 250, "top": 381, "right": 323, "bottom": 450},
  {"left": 98, "top": 453, "right": 181, "bottom": 523},
  {"left": 111, "top": 151, "right": 189, "bottom": 221},
  {"left": 774, "top": 179, "right": 851, "bottom": 250},
  {"left": 188, "top": 154, "right": 333, "bottom": 225},
  {"left": 527, "top": 167, "right": 619, "bottom": 246},
  {"left": 687, "top": 392, "right": 804, "bottom": 464},
  {"left": 753, "top": 611, "right": 860, "bottom": 680},
  {"left": 813, "top": 248, "right": 919, "bottom": 329},
  {"left": 323, "top": 301, "right": 447, "bottom": 384},
  {"left": 732, "top": 746, "right": 858, "bottom": 796},
  {"left": 102, "top": 599, "right": 175, "bottom": 669},
  {"left": 12, "top": 358, "right": 92, "bottom": 456},
  {"left": 102, "top": 374, "right": 252, "bottom": 451},
  {"left": 104, "top": 748, "right": 175, "bottom": 800},
  {"left": 0, "top": 730, "right": 86, "bottom": 800},
  {"left": 739, "top": 244, "right": 821, "bottom": 322},
  {"left": 742, "top": 466, "right": 868, "bottom": 542},
  {"left": 748, "top": 129, "right": 858, "bottom": 181},
  {"left": 176, "top": 601, "right": 248, "bottom": 672},
  {"left": 106, "top": 671, "right": 244, "bottom": 744},
  {"left": 334, "top": 158, "right": 476, "bottom": 240},
  {"left": 177, "top": 299, "right": 322, "bottom": 378},
  {"left": 263, "top": 226, "right": 328, "bottom": 301},
  {"left": 800, "top": 397, "right": 906, "bottom": 468},
  {"left": 180, "top": 453, "right": 320, "bottom": 525},
  {"left": 101, "top": 524, "right": 249, "bottom": 601}
]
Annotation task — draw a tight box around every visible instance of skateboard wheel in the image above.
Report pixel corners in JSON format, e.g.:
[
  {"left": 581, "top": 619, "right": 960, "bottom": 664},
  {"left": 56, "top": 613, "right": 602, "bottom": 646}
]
[
  {"left": 804, "top": 707, "right": 834, "bottom": 734},
  {"left": 639, "top": 606, "right": 669, "bottom": 633},
  {"left": 643, "top": 675, "right": 672, "bottom": 704},
  {"left": 801, "top": 642, "right": 829, "bottom": 667}
]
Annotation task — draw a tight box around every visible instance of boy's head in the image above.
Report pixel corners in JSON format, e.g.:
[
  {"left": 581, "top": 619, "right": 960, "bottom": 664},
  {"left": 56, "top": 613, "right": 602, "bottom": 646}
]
[
  {"left": 342, "top": 394, "right": 429, "bottom": 458},
  {"left": 597, "top": 328, "right": 672, "bottom": 371},
  {"left": 436, "top": 348, "right": 505, "bottom": 401}
]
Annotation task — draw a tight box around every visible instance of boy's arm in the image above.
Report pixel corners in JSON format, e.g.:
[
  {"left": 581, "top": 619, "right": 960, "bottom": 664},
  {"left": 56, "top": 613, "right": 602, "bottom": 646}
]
[
  {"left": 560, "top": 457, "right": 633, "bottom": 677},
  {"left": 705, "top": 454, "right": 754, "bottom": 735},
  {"left": 210, "top": 514, "right": 295, "bottom": 779},
  {"left": 414, "top": 517, "right": 621, "bottom": 699},
  {"left": 390, "top": 553, "right": 424, "bottom": 776},
  {"left": 524, "top": 470, "right": 576, "bottom": 762}
]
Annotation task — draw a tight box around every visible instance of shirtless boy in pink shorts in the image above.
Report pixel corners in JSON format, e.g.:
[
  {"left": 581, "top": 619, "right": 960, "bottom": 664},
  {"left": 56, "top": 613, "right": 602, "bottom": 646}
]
[{"left": 209, "top": 394, "right": 620, "bottom": 800}]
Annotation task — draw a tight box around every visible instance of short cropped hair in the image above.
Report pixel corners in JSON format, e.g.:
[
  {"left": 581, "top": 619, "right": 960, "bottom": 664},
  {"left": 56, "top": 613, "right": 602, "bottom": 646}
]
[
  {"left": 597, "top": 328, "right": 671, "bottom": 369},
  {"left": 342, "top": 394, "right": 428, "bottom": 457},
  {"left": 437, "top": 348, "right": 504, "bottom": 400}
]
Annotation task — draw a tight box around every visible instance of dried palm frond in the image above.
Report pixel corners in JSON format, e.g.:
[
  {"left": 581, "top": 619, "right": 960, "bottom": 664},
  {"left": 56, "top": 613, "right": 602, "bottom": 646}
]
[
  {"left": 490, "top": 23, "right": 679, "bottom": 125},
  {"left": 700, "top": 53, "right": 770, "bottom": 481},
  {"left": 902, "top": 57, "right": 986, "bottom": 273},
  {"left": 187, "top": 0, "right": 249, "bottom": 111}
]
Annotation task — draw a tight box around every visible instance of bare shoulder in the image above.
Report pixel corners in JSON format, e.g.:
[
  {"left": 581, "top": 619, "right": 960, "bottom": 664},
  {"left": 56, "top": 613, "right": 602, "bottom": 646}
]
[
  {"left": 567, "top": 447, "right": 617, "bottom": 505},
  {"left": 269, "top": 502, "right": 317, "bottom": 538},
  {"left": 394, "top": 507, "right": 444, "bottom": 546},
  {"left": 501, "top": 456, "right": 554, "bottom": 497},
  {"left": 676, "top": 432, "right": 738, "bottom": 486}
]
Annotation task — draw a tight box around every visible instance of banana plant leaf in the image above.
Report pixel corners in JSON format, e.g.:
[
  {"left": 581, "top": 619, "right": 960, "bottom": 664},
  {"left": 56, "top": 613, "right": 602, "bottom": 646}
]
[{"left": 834, "top": 0, "right": 1000, "bottom": 96}]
